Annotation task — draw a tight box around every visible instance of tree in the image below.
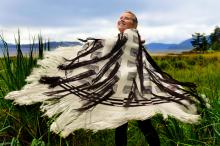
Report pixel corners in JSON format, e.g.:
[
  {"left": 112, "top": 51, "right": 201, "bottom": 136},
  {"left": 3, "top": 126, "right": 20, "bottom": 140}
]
[
  {"left": 210, "top": 26, "right": 220, "bottom": 50},
  {"left": 191, "top": 33, "right": 208, "bottom": 52},
  {"left": 201, "top": 35, "right": 208, "bottom": 52}
]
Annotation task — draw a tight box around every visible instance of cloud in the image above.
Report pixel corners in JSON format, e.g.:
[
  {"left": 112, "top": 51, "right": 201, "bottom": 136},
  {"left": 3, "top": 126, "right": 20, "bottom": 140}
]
[
  {"left": 0, "top": 18, "right": 118, "bottom": 44},
  {"left": 1, "top": 0, "right": 220, "bottom": 43},
  {"left": 139, "top": 24, "right": 215, "bottom": 43}
]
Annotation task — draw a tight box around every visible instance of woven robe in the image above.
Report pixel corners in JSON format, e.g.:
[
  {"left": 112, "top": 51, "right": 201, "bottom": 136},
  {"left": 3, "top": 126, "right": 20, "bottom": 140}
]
[{"left": 5, "top": 29, "right": 201, "bottom": 138}]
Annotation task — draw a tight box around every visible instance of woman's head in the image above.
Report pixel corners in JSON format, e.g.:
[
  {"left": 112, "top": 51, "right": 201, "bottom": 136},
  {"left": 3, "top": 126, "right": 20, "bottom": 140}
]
[{"left": 117, "top": 11, "right": 138, "bottom": 33}]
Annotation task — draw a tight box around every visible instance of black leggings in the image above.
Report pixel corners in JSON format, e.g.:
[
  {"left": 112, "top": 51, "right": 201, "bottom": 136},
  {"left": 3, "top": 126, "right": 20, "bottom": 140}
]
[{"left": 115, "top": 119, "right": 160, "bottom": 146}]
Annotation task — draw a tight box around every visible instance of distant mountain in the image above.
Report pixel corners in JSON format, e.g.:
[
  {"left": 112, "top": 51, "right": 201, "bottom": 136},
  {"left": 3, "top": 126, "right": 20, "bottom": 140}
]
[
  {"left": 0, "top": 41, "right": 81, "bottom": 48},
  {"left": 1, "top": 38, "right": 195, "bottom": 55},
  {"left": 167, "top": 38, "right": 193, "bottom": 50},
  {"left": 14, "top": 41, "right": 81, "bottom": 49},
  {"left": 146, "top": 38, "right": 193, "bottom": 53},
  {"left": 0, "top": 41, "right": 81, "bottom": 56},
  {"left": 146, "top": 43, "right": 176, "bottom": 52}
]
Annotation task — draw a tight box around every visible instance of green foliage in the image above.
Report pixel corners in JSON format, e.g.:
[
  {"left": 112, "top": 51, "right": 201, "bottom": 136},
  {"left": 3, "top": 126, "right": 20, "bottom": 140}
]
[
  {"left": 0, "top": 42, "right": 35, "bottom": 92},
  {"left": 38, "top": 35, "right": 44, "bottom": 59},
  {"left": 0, "top": 32, "right": 50, "bottom": 145},
  {"left": 30, "top": 138, "right": 46, "bottom": 146},
  {"left": 191, "top": 33, "right": 209, "bottom": 52},
  {"left": 157, "top": 60, "right": 172, "bottom": 70},
  {"left": 173, "top": 60, "right": 188, "bottom": 69},
  {"left": 211, "top": 41, "right": 220, "bottom": 51},
  {"left": 210, "top": 26, "right": 220, "bottom": 51},
  {"left": 192, "top": 26, "right": 220, "bottom": 52},
  {"left": 154, "top": 53, "right": 220, "bottom": 146}
]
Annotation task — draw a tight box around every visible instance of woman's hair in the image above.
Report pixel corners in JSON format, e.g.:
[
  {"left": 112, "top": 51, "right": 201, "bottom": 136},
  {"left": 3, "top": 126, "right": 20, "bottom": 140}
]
[{"left": 125, "top": 11, "right": 138, "bottom": 28}]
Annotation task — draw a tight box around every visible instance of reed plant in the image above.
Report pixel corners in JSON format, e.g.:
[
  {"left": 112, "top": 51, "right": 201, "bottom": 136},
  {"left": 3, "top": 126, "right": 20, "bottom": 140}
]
[{"left": 0, "top": 32, "right": 50, "bottom": 145}]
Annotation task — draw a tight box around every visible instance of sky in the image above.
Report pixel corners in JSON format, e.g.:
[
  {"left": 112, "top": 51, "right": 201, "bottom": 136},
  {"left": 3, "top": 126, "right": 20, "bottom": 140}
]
[{"left": 0, "top": 0, "right": 220, "bottom": 44}]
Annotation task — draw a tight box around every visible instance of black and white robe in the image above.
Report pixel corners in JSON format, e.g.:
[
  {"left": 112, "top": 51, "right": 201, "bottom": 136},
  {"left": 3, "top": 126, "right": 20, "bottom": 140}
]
[{"left": 5, "top": 29, "right": 201, "bottom": 138}]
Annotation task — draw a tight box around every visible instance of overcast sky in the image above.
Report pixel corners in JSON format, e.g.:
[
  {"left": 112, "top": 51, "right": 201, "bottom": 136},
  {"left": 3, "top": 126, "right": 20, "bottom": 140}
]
[{"left": 0, "top": 0, "right": 220, "bottom": 44}]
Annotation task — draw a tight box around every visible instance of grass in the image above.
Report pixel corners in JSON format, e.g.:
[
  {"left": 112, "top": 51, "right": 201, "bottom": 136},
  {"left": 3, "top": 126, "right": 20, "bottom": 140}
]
[
  {"left": 153, "top": 53, "right": 220, "bottom": 146},
  {"left": 0, "top": 33, "right": 219, "bottom": 145},
  {"left": 0, "top": 33, "right": 51, "bottom": 145}
]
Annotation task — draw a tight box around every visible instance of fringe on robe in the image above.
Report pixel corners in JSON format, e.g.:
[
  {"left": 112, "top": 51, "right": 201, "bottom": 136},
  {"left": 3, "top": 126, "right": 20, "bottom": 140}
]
[{"left": 5, "top": 29, "right": 205, "bottom": 138}]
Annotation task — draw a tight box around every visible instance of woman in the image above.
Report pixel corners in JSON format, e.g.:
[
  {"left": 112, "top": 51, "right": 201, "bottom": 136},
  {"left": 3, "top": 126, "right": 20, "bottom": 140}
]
[
  {"left": 115, "top": 11, "right": 160, "bottom": 146},
  {"left": 5, "top": 11, "right": 202, "bottom": 145}
]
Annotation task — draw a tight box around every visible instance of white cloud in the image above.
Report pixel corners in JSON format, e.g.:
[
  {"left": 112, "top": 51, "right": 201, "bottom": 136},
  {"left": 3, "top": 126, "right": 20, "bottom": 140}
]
[
  {"left": 138, "top": 24, "right": 216, "bottom": 43},
  {"left": 0, "top": 18, "right": 118, "bottom": 44},
  {"left": 1, "top": 0, "right": 220, "bottom": 43},
  {"left": 0, "top": 23, "right": 217, "bottom": 44}
]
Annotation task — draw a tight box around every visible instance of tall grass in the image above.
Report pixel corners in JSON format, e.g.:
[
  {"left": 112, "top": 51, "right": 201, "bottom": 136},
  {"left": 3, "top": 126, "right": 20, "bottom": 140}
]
[
  {"left": 154, "top": 54, "right": 220, "bottom": 146},
  {"left": 0, "top": 32, "right": 51, "bottom": 145},
  {"left": 0, "top": 33, "right": 219, "bottom": 145}
]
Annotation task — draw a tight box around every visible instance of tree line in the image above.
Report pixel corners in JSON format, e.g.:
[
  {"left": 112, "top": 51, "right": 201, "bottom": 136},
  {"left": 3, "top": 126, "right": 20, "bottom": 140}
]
[{"left": 191, "top": 26, "right": 220, "bottom": 52}]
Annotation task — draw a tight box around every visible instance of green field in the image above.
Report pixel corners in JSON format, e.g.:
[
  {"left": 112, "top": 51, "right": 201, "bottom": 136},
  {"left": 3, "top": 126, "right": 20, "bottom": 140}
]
[{"left": 0, "top": 51, "right": 220, "bottom": 146}]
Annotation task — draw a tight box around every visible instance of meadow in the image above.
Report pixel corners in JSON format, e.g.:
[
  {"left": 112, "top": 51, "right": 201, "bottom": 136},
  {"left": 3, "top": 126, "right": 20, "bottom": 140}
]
[{"left": 0, "top": 37, "right": 219, "bottom": 145}]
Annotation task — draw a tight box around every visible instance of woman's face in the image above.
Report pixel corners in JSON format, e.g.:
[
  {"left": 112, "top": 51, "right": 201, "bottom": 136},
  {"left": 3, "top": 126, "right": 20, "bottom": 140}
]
[{"left": 117, "top": 12, "right": 136, "bottom": 33}]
